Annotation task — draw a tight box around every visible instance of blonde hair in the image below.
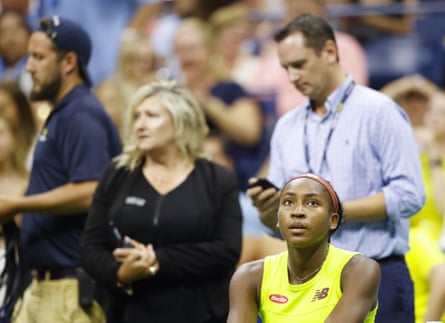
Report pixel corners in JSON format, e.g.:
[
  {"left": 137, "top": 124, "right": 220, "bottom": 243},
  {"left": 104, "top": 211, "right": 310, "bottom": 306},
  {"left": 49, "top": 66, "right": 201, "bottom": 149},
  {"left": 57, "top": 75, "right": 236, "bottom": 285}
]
[{"left": 115, "top": 80, "right": 209, "bottom": 170}]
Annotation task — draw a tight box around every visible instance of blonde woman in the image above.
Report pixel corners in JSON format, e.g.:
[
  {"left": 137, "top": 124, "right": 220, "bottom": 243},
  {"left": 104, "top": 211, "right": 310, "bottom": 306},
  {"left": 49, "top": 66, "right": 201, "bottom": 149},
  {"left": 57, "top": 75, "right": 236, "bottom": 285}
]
[{"left": 81, "top": 81, "right": 242, "bottom": 323}]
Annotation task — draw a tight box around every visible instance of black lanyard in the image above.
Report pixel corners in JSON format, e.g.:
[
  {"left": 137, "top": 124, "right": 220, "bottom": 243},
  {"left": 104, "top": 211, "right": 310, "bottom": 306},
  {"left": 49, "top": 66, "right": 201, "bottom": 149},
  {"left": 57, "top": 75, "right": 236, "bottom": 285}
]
[{"left": 303, "top": 81, "right": 355, "bottom": 174}]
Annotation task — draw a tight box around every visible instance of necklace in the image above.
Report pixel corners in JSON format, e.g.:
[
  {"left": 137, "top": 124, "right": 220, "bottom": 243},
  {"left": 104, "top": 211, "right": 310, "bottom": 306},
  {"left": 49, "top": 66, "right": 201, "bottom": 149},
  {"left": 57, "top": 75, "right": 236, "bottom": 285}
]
[
  {"left": 287, "top": 247, "right": 329, "bottom": 284},
  {"left": 287, "top": 262, "right": 323, "bottom": 284}
]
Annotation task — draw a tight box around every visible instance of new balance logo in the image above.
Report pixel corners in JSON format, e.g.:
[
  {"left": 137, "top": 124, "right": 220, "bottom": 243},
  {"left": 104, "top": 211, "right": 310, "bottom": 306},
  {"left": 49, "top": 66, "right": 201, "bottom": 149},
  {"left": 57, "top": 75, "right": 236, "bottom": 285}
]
[{"left": 311, "top": 288, "right": 329, "bottom": 302}]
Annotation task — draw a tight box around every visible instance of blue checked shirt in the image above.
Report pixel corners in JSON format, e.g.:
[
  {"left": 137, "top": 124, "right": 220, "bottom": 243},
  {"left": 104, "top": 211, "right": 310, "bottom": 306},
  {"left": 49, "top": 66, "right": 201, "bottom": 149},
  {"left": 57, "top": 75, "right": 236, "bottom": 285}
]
[{"left": 269, "top": 75, "right": 425, "bottom": 259}]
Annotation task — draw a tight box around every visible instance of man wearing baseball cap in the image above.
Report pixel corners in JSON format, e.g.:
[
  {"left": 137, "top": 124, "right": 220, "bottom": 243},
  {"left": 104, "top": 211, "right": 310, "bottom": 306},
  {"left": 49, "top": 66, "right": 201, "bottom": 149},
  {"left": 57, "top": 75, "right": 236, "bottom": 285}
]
[
  {"left": 36, "top": 15, "right": 93, "bottom": 87},
  {"left": 0, "top": 16, "right": 121, "bottom": 322}
]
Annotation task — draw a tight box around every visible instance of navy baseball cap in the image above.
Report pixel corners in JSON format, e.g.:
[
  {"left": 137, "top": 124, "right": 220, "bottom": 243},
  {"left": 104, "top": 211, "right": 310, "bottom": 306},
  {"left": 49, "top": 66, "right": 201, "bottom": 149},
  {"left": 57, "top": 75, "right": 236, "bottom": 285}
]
[{"left": 37, "top": 16, "right": 93, "bottom": 87}]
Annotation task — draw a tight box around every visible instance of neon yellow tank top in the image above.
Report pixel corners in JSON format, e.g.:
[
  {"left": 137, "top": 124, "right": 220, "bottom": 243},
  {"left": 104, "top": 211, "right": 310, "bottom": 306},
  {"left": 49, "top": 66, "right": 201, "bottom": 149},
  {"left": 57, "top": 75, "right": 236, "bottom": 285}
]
[{"left": 259, "top": 244, "right": 377, "bottom": 323}]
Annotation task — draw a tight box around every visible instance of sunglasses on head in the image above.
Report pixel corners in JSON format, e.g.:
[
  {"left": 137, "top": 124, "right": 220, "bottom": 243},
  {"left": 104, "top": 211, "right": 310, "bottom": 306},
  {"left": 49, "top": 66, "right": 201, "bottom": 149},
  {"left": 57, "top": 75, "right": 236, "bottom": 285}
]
[{"left": 38, "top": 16, "right": 61, "bottom": 41}]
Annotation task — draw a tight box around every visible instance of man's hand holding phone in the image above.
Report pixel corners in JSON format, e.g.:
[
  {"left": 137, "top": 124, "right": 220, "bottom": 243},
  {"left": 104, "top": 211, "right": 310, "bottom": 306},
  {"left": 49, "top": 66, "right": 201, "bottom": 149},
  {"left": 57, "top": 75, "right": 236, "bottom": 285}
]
[
  {"left": 248, "top": 178, "right": 279, "bottom": 190},
  {"left": 246, "top": 177, "right": 281, "bottom": 232}
]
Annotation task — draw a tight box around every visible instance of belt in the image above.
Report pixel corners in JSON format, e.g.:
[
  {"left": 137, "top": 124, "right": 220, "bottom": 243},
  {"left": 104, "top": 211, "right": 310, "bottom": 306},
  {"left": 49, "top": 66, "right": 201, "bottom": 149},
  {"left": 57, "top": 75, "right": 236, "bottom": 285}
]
[
  {"left": 374, "top": 255, "right": 405, "bottom": 264},
  {"left": 32, "top": 267, "right": 82, "bottom": 281}
]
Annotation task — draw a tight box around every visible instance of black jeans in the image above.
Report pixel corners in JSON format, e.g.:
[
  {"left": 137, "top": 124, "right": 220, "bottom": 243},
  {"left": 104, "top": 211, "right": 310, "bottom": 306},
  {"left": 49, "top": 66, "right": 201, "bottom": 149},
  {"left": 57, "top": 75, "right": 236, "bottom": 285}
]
[{"left": 375, "top": 256, "right": 414, "bottom": 323}]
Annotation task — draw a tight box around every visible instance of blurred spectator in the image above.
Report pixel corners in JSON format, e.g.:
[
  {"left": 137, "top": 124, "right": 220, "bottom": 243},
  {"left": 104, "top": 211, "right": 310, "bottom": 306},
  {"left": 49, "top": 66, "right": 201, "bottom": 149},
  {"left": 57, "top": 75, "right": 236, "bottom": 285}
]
[
  {"left": 425, "top": 91, "right": 445, "bottom": 252},
  {"left": 335, "top": 0, "right": 417, "bottom": 46},
  {"left": 0, "top": 81, "right": 37, "bottom": 167},
  {"left": 95, "top": 29, "right": 158, "bottom": 139},
  {"left": 381, "top": 75, "right": 445, "bottom": 323},
  {"left": 0, "top": 114, "right": 30, "bottom": 321},
  {"left": 331, "top": 0, "right": 427, "bottom": 89},
  {"left": 248, "top": 0, "right": 369, "bottom": 115},
  {"left": 209, "top": 3, "right": 260, "bottom": 88},
  {"left": 208, "top": 3, "right": 281, "bottom": 136},
  {"left": 0, "top": 0, "right": 28, "bottom": 12},
  {"left": 380, "top": 74, "right": 437, "bottom": 148},
  {"left": 0, "top": 10, "right": 32, "bottom": 95},
  {"left": 0, "top": 0, "right": 40, "bottom": 28},
  {"left": 149, "top": 0, "right": 242, "bottom": 79},
  {"left": 173, "top": 0, "right": 242, "bottom": 19},
  {"left": 0, "top": 113, "right": 29, "bottom": 200},
  {"left": 34, "top": 0, "right": 166, "bottom": 86},
  {"left": 174, "top": 18, "right": 269, "bottom": 191}
]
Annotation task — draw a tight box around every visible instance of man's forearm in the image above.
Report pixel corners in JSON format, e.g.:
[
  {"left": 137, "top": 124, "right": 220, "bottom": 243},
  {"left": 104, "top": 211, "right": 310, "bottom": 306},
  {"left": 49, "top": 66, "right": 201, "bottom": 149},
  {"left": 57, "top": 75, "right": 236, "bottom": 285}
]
[
  {"left": 342, "top": 192, "right": 388, "bottom": 222},
  {"left": 17, "top": 181, "right": 98, "bottom": 215}
]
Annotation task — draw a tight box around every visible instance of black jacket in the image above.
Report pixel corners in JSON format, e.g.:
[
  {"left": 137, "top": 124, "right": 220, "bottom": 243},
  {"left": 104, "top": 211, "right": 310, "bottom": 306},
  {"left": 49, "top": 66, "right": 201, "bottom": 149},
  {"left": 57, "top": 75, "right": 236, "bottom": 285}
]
[{"left": 80, "top": 158, "right": 242, "bottom": 323}]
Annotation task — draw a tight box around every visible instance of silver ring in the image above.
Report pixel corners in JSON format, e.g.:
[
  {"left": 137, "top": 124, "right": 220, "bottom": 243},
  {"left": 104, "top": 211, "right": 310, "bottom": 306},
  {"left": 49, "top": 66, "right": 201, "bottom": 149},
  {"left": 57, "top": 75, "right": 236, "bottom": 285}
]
[{"left": 149, "top": 266, "right": 157, "bottom": 275}]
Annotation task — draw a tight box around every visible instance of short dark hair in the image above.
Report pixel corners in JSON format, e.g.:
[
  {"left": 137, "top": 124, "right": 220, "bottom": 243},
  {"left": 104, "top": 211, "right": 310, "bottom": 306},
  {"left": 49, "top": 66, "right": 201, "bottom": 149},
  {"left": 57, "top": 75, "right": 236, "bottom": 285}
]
[{"left": 274, "top": 14, "right": 337, "bottom": 55}]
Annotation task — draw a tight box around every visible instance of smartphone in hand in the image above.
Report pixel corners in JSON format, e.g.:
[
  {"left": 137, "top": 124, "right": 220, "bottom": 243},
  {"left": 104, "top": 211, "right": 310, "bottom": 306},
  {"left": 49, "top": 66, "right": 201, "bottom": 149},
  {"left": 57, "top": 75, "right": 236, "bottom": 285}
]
[
  {"left": 112, "top": 226, "right": 134, "bottom": 248},
  {"left": 248, "top": 178, "right": 279, "bottom": 190}
]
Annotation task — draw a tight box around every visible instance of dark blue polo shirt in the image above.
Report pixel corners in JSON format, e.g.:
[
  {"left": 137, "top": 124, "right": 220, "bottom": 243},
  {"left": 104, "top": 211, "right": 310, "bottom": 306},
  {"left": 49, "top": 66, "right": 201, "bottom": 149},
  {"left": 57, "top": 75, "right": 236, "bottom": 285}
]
[{"left": 20, "top": 84, "right": 121, "bottom": 270}]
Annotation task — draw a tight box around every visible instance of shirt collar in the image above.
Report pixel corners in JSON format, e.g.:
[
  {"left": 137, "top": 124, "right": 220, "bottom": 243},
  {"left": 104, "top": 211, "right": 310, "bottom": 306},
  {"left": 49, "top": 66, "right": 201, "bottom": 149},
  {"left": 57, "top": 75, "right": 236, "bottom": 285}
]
[{"left": 324, "top": 75, "right": 354, "bottom": 115}]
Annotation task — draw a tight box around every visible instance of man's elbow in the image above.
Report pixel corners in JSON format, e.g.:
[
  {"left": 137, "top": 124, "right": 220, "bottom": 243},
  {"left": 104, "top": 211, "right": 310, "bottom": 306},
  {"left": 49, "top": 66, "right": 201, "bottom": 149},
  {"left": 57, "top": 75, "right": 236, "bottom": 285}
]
[{"left": 403, "top": 190, "right": 426, "bottom": 217}]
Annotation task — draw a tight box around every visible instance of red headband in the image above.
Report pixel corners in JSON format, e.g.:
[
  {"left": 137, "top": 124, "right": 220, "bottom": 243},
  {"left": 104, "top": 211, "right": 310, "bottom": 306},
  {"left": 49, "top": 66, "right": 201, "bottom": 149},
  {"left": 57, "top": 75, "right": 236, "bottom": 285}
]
[{"left": 284, "top": 173, "right": 340, "bottom": 213}]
